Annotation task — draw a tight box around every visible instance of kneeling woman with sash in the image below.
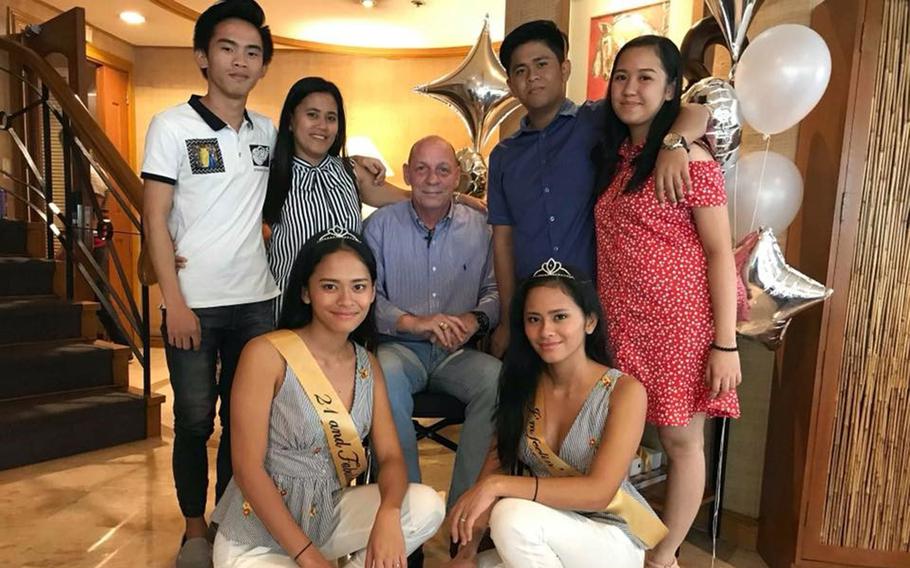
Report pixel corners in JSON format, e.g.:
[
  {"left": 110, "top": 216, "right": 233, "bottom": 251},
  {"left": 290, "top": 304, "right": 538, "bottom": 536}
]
[
  {"left": 447, "top": 259, "right": 666, "bottom": 568},
  {"left": 213, "top": 227, "right": 445, "bottom": 567}
]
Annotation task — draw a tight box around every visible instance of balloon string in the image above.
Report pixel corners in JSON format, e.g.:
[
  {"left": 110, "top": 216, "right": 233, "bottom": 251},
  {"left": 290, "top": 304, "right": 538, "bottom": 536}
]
[{"left": 748, "top": 135, "right": 772, "bottom": 233}]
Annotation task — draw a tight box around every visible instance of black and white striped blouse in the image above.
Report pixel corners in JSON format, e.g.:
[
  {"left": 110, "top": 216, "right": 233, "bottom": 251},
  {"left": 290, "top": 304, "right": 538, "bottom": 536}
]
[{"left": 267, "top": 154, "right": 361, "bottom": 316}]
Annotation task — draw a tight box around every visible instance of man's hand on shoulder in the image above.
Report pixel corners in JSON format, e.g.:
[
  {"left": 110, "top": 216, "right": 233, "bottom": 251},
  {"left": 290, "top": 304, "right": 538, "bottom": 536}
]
[
  {"left": 654, "top": 146, "right": 690, "bottom": 205},
  {"left": 456, "top": 193, "right": 488, "bottom": 216}
]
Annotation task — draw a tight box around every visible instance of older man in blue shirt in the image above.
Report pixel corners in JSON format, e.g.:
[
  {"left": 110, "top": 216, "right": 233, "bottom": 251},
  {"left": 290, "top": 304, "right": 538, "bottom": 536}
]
[{"left": 364, "top": 135, "right": 500, "bottom": 509}]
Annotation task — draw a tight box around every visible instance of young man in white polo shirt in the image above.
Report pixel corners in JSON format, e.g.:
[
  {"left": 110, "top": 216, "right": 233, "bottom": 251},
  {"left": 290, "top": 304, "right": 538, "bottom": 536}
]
[{"left": 141, "top": 1, "right": 277, "bottom": 564}]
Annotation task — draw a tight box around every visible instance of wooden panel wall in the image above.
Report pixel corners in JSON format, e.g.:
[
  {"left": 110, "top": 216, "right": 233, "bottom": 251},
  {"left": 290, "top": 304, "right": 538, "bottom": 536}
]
[{"left": 820, "top": 0, "right": 910, "bottom": 552}]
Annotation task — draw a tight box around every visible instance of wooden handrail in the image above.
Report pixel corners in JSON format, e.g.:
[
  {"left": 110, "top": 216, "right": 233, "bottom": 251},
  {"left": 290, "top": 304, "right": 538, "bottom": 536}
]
[{"left": 0, "top": 35, "right": 142, "bottom": 214}]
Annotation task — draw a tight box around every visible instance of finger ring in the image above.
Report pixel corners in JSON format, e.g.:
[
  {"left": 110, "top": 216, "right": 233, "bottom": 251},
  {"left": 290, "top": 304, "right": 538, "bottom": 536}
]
[
  {"left": 459, "top": 516, "right": 467, "bottom": 522},
  {"left": 440, "top": 322, "right": 448, "bottom": 329}
]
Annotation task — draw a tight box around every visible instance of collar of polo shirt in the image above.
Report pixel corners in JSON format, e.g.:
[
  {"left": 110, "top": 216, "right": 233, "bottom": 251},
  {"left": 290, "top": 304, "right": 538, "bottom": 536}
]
[{"left": 188, "top": 94, "right": 253, "bottom": 131}]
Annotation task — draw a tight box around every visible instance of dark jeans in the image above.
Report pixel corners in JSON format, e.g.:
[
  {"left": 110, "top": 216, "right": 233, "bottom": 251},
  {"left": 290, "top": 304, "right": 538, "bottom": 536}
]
[{"left": 161, "top": 299, "right": 275, "bottom": 518}]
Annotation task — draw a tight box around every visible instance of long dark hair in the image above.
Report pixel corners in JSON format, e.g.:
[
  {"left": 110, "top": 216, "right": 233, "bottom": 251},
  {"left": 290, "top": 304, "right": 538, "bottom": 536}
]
[
  {"left": 277, "top": 230, "right": 377, "bottom": 349},
  {"left": 495, "top": 267, "right": 612, "bottom": 471},
  {"left": 263, "top": 77, "right": 348, "bottom": 225},
  {"left": 592, "top": 35, "right": 683, "bottom": 195}
]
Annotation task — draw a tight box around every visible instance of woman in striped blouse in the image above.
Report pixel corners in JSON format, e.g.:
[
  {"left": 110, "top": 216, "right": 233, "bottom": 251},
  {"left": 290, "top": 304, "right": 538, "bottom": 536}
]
[{"left": 262, "top": 77, "right": 409, "bottom": 317}]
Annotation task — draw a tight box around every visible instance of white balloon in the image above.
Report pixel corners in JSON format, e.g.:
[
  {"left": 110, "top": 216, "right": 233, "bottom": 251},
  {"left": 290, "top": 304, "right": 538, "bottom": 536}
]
[
  {"left": 734, "top": 24, "right": 831, "bottom": 135},
  {"left": 725, "top": 151, "right": 804, "bottom": 241}
]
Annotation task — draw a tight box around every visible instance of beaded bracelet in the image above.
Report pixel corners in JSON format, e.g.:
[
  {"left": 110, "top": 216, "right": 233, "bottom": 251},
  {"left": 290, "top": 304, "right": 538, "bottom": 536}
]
[{"left": 711, "top": 342, "right": 738, "bottom": 352}]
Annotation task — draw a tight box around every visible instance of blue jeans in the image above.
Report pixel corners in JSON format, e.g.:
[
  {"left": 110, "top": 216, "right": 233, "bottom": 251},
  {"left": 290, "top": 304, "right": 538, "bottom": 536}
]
[
  {"left": 378, "top": 340, "right": 501, "bottom": 508},
  {"left": 161, "top": 299, "right": 275, "bottom": 518}
]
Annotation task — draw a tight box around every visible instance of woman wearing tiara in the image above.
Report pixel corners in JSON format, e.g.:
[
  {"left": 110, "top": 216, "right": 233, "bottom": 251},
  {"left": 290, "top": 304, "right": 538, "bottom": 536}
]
[
  {"left": 443, "top": 259, "right": 666, "bottom": 568},
  {"left": 593, "top": 36, "right": 741, "bottom": 568},
  {"left": 212, "top": 227, "right": 444, "bottom": 567}
]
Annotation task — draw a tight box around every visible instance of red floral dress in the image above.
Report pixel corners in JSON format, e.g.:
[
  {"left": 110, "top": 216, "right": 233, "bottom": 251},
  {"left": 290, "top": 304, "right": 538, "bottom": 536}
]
[{"left": 595, "top": 142, "right": 740, "bottom": 427}]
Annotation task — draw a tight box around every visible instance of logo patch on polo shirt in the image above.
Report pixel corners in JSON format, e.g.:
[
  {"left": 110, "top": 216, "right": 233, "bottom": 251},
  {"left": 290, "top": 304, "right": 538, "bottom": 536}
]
[
  {"left": 186, "top": 139, "right": 225, "bottom": 174},
  {"left": 250, "top": 144, "right": 270, "bottom": 169}
]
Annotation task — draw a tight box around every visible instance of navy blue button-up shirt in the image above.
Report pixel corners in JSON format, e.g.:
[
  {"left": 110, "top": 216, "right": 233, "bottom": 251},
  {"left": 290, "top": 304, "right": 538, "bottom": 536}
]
[{"left": 488, "top": 99, "right": 605, "bottom": 279}]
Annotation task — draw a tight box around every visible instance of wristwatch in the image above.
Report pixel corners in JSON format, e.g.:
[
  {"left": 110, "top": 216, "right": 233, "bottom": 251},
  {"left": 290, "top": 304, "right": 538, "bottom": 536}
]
[
  {"left": 661, "top": 132, "right": 689, "bottom": 152},
  {"left": 470, "top": 310, "right": 491, "bottom": 336}
]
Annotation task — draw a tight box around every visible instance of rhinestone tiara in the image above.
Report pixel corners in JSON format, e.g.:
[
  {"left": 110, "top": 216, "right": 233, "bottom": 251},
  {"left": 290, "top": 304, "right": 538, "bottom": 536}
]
[
  {"left": 316, "top": 226, "right": 361, "bottom": 244},
  {"left": 532, "top": 258, "right": 574, "bottom": 279}
]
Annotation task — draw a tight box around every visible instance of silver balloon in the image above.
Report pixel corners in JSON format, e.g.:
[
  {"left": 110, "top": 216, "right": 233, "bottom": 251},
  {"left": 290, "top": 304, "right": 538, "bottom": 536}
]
[
  {"left": 414, "top": 17, "right": 522, "bottom": 151},
  {"left": 734, "top": 227, "right": 833, "bottom": 349},
  {"left": 704, "top": 0, "right": 764, "bottom": 64},
  {"left": 456, "top": 147, "right": 487, "bottom": 198},
  {"left": 682, "top": 77, "right": 742, "bottom": 174}
]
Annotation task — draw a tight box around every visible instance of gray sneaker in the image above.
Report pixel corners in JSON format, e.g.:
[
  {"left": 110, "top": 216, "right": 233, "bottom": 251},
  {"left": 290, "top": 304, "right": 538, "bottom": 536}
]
[{"left": 176, "top": 537, "right": 213, "bottom": 568}]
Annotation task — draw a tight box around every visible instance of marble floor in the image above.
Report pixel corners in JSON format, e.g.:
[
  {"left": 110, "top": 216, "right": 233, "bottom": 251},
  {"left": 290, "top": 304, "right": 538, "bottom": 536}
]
[{"left": 0, "top": 348, "right": 769, "bottom": 568}]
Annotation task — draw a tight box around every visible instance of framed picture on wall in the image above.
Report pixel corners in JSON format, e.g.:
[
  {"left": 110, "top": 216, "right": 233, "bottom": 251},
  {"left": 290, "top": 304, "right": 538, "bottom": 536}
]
[{"left": 586, "top": 1, "right": 670, "bottom": 101}]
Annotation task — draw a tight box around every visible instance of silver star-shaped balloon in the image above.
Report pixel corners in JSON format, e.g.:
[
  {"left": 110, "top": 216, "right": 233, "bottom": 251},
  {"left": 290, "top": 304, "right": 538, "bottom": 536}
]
[
  {"left": 414, "top": 16, "right": 521, "bottom": 151},
  {"left": 734, "top": 227, "right": 833, "bottom": 349},
  {"left": 705, "top": 0, "right": 765, "bottom": 64}
]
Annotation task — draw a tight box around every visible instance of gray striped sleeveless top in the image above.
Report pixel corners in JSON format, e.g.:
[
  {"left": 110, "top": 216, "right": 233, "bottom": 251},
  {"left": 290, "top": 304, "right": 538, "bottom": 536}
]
[
  {"left": 213, "top": 342, "right": 374, "bottom": 550},
  {"left": 518, "top": 367, "right": 654, "bottom": 549}
]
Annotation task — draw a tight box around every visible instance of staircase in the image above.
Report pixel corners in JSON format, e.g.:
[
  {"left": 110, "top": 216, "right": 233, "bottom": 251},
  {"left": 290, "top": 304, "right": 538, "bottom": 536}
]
[{"left": 0, "top": 218, "right": 164, "bottom": 470}]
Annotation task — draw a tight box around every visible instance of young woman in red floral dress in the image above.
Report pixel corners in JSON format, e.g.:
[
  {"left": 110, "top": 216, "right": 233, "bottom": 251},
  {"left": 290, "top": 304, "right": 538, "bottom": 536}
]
[{"left": 593, "top": 36, "right": 741, "bottom": 568}]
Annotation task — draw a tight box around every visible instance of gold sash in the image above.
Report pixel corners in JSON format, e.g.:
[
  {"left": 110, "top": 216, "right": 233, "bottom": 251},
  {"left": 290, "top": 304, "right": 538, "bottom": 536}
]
[
  {"left": 265, "top": 329, "right": 367, "bottom": 486},
  {"left": 525, "top": 384, "right": 668, "bottom": 549}
]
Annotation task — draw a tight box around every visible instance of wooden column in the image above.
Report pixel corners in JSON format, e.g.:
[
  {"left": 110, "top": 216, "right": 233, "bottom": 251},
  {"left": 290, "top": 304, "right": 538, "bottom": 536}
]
[
  {"left": 505, "top": 0, "right": 569, "bottom": 30},
  {"left": 759, "top": 0, "right": 910, "bottom": 566}
]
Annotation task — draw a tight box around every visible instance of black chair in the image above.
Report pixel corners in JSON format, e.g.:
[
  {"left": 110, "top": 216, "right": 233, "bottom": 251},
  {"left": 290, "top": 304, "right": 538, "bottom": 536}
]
[
  {"left": 357, "top": 390, "right": 466, "bottom": 487},
  {"left": 411, "top": 390, "right": 465, "bottom": 451}
]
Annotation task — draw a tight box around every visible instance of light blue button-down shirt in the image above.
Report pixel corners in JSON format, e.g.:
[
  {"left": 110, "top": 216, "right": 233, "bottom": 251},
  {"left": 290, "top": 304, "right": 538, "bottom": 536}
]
[{"left": 363, "top": 199, "right": 500, "bottom": 340}]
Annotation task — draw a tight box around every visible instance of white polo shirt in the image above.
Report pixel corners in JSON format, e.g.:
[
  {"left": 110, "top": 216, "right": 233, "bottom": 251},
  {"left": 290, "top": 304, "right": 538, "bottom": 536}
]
[{"left": 141, "top": 95, "right": 280, "bottom": 309}]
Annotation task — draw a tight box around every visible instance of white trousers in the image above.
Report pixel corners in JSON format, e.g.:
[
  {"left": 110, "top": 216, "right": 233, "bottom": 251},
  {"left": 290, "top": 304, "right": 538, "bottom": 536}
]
[
  {"left": 213, "top": 483, "right": 444, "bottom": 567},
  {"left": 475, "top": 498, "right": 645, "bottom": 568}
]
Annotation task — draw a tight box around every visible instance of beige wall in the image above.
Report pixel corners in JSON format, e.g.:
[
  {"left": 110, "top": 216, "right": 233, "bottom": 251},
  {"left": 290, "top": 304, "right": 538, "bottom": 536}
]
[
  {"left": 133, "top": 47, "right": 492, "bottom": 189},
  {"left": 566, "top": 0, "right": 823, "bottom": 519}
]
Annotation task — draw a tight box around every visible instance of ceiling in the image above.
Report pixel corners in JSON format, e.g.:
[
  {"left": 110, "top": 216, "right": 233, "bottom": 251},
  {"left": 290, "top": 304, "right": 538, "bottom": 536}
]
[{"left": 41, "top": 0, "right": 507, "bottom": 49}]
